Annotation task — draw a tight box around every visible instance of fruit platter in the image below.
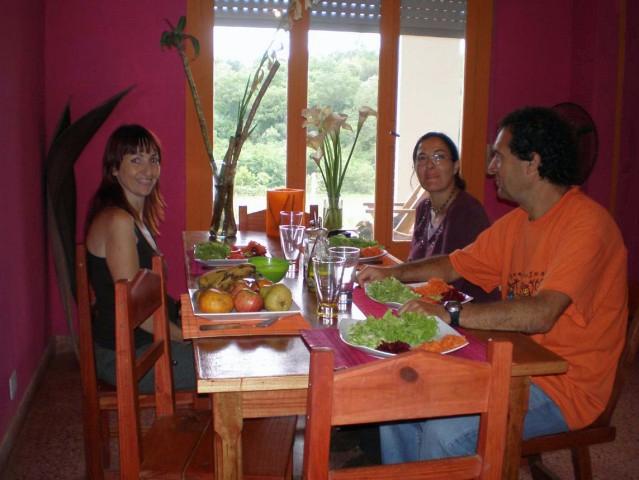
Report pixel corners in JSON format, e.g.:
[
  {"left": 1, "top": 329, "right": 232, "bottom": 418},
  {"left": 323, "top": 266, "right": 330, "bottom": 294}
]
[
  {"left": 193, "top": 240, "right": 267, "bottom": 266},
  {"left": 365, "top": 276, "right": 472, "bottom": 309},
  {"left": 191, "top": 262, "right": 300, "bottom": 320},
  {"left": 339, "top": 310, "right": 468, "bottom": 357},
  {"left": 327, "top": 234, "right": 386, "bottom": 262}
]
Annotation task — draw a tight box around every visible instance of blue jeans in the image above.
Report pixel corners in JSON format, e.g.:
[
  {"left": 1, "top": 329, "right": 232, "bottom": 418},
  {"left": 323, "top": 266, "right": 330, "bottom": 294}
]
[
  {"left": 380, "top": 383, "right": 568, "bottom": 463},
  {"left": 95, "top": 341, "right": 196, "bottom": 394}
]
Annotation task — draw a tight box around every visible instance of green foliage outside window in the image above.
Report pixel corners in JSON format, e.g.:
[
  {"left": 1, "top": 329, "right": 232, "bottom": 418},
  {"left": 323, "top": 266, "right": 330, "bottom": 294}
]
[{"left": 214, "top": 48, "right": 378, "bottom": 196}]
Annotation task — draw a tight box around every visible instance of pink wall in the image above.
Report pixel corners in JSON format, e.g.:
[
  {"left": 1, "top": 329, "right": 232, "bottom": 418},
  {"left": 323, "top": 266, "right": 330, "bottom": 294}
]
[
  {"left": 485, "top": 0, "right": 574, "bottom": 220},
  {"left": 45, "top": 0, "right": 188, "bottom": 333},
  {"left": 0, "top": 0, "right": 47, "bottom": 441}
]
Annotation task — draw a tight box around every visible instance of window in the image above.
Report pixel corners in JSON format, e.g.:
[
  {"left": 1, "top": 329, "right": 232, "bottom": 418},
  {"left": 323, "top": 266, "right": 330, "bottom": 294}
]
[{"left": 185, "top": 0, "right": 493, "bottom": 261}]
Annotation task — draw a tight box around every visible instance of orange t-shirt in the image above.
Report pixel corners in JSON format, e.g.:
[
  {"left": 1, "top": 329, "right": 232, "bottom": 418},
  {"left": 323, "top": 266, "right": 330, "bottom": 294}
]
[{"left": 450, "top": 188, "right": 627, "bottom": 429}]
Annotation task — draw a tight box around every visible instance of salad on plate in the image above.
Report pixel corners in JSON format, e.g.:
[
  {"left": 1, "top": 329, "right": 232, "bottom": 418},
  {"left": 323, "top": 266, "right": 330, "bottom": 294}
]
[
  {"left": 194, "top": 240, "right": 268, "bottom": 266},
  {"left": 341, "top": 310, "right": 467, "bottom": 356},
  {"left": 365, "top": 276, "right": 471, "bottom": 307}
]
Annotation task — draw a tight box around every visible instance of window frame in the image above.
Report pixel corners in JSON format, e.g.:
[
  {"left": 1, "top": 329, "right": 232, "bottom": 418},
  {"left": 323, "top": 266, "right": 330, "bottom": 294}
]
[{"left": 185, "top": 0, "right": 493, "bottom": 261}]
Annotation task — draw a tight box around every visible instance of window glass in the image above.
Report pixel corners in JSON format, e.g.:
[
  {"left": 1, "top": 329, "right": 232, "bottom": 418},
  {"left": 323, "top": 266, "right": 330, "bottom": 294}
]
[
  {"left": 307, "top": 26, "right": 379, "bottom": 232},
  {"left": 391, "top": 4, "right": 466, "bottom": 242},
  {"left": 213, "top": 25, "right": 289, "bottom": 215}
]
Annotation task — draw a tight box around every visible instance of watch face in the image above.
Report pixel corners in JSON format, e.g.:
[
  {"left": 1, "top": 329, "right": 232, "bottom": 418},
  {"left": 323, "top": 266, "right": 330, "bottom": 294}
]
[{"left": 445, "top": 300, "right": 462, "bottom": 313}]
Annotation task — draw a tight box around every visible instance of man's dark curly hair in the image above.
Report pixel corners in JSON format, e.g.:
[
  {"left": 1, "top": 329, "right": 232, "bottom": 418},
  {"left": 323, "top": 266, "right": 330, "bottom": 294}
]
[{"left": 498, "top": 107, "right": 579, "bottom": 186}]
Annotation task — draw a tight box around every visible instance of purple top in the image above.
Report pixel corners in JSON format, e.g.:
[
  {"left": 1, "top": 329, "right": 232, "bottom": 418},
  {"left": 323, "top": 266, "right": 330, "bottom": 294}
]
[{"left": 409, "top": 190, "right": 499, "bottom": 303}]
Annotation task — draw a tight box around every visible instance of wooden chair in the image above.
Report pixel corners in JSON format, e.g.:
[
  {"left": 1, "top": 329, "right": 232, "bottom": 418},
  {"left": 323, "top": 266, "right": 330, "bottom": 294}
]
[
  {"left": 114, "top": 259, "right": 297, "bottom": 479},
  {"left": 302, "top": 340, "right": 513, "bottom": 479},
  {"left": 364, "top": 186, "right": 429, "bottom": 239},
  {"left": 76, "top": 245, "right": 203, "bottom": 478},
  {"left": 114, "top": 263, "right": 210, "bottom": 477},
  {"left": 522, "top": 307, "right": 639, "bottom": 480},
  {"left": 239, "top": 204, "right": 319, "bottom": 231}
]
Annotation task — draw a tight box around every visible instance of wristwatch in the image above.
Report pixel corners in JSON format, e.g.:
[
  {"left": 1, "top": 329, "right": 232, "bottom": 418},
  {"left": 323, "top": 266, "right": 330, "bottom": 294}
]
[{"left": 444, "top": 300, "right": 462, "bottom": 328}]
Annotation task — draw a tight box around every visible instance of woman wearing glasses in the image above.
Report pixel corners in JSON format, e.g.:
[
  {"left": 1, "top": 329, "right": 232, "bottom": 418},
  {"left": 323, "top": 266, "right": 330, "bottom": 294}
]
[{"left": 409, "top": 132, "right": 496, "bottom": 301}]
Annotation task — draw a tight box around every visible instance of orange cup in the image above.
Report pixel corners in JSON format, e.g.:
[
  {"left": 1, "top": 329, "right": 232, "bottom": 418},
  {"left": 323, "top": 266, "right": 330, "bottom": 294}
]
[{"left": 266, "top": 188, "right": 305, "bottom": 237}]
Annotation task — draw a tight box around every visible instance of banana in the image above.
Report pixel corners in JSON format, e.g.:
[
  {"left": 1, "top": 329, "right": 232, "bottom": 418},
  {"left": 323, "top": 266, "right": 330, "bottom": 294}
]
[{"left": 196, "top": 263, "right": 257, "bottom": 291}]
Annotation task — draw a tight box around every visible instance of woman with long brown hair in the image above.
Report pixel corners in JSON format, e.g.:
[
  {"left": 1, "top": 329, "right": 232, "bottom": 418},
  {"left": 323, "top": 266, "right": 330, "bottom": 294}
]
[{"left": 85, "top": 124, "right": 194, "bottom": 391}]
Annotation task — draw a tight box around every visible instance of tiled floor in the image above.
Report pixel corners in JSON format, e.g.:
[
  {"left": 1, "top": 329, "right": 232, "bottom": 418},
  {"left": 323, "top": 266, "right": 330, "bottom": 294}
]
[{"left": 2, "top": 349, "right": 638, "bottom": 479}]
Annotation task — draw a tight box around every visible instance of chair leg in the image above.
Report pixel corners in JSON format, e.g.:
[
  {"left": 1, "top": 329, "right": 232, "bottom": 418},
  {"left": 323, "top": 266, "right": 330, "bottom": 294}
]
[
  {"left": 527, "top": 454, "right": 562, "bottom": 480},
  {"left": 571, "top": 446, "right": 593, "bottom": 480},
  {"left": 100, "top": 411, "right": 111, "bottom": 468}
]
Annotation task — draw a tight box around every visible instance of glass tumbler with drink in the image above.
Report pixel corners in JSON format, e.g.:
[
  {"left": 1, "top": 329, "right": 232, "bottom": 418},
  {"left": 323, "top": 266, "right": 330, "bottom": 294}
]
[{"left": 312, "top": 254, "right": 346, "bottom": 323}]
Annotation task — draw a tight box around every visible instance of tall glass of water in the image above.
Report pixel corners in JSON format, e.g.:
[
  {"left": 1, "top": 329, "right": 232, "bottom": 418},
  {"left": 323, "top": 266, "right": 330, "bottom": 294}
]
[
  {"left": 279, "top": 224, "right": 305, "bottom": 271},
  {"left": 328, "top": 246, "right": 360, "bottom": 311}
]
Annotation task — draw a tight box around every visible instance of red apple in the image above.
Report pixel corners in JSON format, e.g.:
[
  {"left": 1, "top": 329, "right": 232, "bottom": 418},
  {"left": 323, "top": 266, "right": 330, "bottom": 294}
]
[
  {"left": 233, "top": 288, "right": 264, "bottom": 312},
  {"left": 230, "top": 280, "right": 250, "bottom": 298}
]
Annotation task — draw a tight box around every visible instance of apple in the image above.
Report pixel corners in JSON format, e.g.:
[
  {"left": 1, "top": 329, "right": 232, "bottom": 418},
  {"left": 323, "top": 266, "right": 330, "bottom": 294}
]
[
  {"left": 230, "top": 279, "right": 250, "bottom": 298},
  {"left": 198, "top": 288, "right": 234, "bottom": 313},
  {"left": 234, "top": 288, "right": 264, "bottom": 313}
]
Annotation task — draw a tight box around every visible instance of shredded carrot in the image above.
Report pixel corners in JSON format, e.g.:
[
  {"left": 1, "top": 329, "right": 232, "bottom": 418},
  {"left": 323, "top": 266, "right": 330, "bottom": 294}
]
[
  {"left": 360, "top": 246, "right": 383, "bottom": 258},
  {"left": 417, "top": 335, "right": 467, "bottom": 353},
  {"left": 412, "top": 278, "right": 451, "bottom": 299}
]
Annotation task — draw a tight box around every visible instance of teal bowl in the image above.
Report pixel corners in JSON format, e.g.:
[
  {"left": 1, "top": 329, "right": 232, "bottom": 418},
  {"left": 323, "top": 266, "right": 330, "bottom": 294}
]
[{"left": 248, "top": 256, "right": 289, "bottom": 282}]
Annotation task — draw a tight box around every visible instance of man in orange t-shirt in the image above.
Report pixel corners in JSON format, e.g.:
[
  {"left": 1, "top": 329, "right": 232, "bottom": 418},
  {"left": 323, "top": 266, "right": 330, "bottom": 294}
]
[{"left": 358, "top": 106, "right": 627, "bottom": 463}]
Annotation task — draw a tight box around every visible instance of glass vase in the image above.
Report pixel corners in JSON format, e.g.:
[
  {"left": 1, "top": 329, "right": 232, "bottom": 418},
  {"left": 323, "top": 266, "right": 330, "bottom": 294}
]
[
  {"left": 323, "top": 197, "right": 343, "bottom": 231},
  {"left": 209, "top": 181, "right": 237, "bottom": 240}
]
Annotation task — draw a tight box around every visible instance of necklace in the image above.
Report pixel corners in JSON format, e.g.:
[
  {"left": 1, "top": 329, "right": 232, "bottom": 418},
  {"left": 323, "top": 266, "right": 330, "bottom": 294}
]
[{"left": 430, "top": 188, "right": 458, "bottom": 216}]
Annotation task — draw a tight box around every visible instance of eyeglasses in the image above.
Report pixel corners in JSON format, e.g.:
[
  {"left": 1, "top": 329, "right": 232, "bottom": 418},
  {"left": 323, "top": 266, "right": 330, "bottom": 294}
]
[{"left": 415, "top": 152, "right": 448, "bottom": 166}]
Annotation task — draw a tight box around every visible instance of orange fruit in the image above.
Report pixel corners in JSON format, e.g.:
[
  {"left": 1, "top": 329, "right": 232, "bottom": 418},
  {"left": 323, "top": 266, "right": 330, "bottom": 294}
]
[{"left": 198, "top": 288, "right": 234, "bottom": 313}]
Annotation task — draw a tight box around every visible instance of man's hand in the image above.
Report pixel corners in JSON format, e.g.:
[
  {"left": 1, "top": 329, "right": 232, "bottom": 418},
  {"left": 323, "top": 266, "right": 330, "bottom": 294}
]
[
  {"left": 356, "top": 265, "right": 393, "bottom": 285},
  {"left": 399, "top": 299, "right": 447, "bottom": 321}
]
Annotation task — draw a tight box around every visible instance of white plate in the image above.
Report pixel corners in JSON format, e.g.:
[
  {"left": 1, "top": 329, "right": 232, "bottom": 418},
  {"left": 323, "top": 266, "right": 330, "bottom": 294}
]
[
  {"left": 194, "top": 257, "right": 249, "bottom": 267},
  {"left": 407, "top": 282, "right": 474, "bottom": 305},
  {"left": 338, "top": 315, "right": 468, "bottom": 358},
  {"left": 189, "top": 288, "right": 301, "bottom": 321},
  {"left": 358, "top": 249, "right": 387, "bottom": 263},
  {"left": 364, "top": 282, "right": 473, "bottom": 309}
]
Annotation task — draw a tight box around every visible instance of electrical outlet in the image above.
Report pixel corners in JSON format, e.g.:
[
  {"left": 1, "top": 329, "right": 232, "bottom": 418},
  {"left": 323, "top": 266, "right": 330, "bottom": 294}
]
[{"left": 9, "top": 370, "right": 17, "bottom": 400}]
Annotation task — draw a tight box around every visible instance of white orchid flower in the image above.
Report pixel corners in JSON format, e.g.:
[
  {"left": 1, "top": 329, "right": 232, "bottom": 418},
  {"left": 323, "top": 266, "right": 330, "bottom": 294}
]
[{"left": 358, "top": 106, "right": 377, "bottom": 129}]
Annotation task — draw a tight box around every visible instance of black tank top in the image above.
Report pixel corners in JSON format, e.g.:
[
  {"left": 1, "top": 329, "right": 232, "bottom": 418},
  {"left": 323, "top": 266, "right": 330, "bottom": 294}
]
[{"left": 88, "top": 224, "right": 159, "bottom": 350}]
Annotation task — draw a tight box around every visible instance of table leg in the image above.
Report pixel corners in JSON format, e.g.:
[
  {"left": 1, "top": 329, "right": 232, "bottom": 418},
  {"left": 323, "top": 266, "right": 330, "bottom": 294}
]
[
  {"left": 212, "top": 392, "right": 243, "bottom": 480},
  {"left": 503, "top": 376, "right": 530, "bottom": 480}
]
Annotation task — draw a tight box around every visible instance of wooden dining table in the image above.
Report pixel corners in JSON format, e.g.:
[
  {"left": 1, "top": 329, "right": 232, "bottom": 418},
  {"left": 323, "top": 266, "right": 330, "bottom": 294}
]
[{"left": 182, "top": 230, "right": 568, "bottom": 480}]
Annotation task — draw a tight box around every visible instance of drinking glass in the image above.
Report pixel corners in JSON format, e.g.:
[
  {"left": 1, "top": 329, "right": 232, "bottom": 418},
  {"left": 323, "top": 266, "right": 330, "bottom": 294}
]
[
  {"left": 328, "top": 246, "right": 360, "bottom": 310},
  {"left": 312, "top": 255, "right": 346, "bottom": 322},
  {"left": 280, "top": 210, "right": 305, "bottom": 227},
  {"left": 279, "top": 225, "right": 305, "bottom": 270}
]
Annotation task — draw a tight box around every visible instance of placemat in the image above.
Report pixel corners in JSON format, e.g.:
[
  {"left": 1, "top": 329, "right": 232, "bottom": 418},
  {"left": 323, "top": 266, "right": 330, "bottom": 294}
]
[
  {"left": 323, "top": 287, "right": 488, "bottom": 364},
  {"left": 181, "top": 293, "right": 311, "bottom": 338}
]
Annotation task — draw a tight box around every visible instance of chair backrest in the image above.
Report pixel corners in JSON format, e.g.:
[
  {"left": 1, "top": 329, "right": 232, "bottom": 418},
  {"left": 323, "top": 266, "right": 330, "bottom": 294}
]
[
  {"left": 592, "top": 306, "right": 639, "bottom": 427},
  {"left": 76, "top": 244, "right": 105, "bottom": 479},
  {"left": 115, "top": 256, "right": 175, "bottom": 475},
  {"left": 302, "top": 340, "right": 513, "bottom": 480},
  {"left": 239, "top": 204, "right": 319, "bottom": 231}
]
